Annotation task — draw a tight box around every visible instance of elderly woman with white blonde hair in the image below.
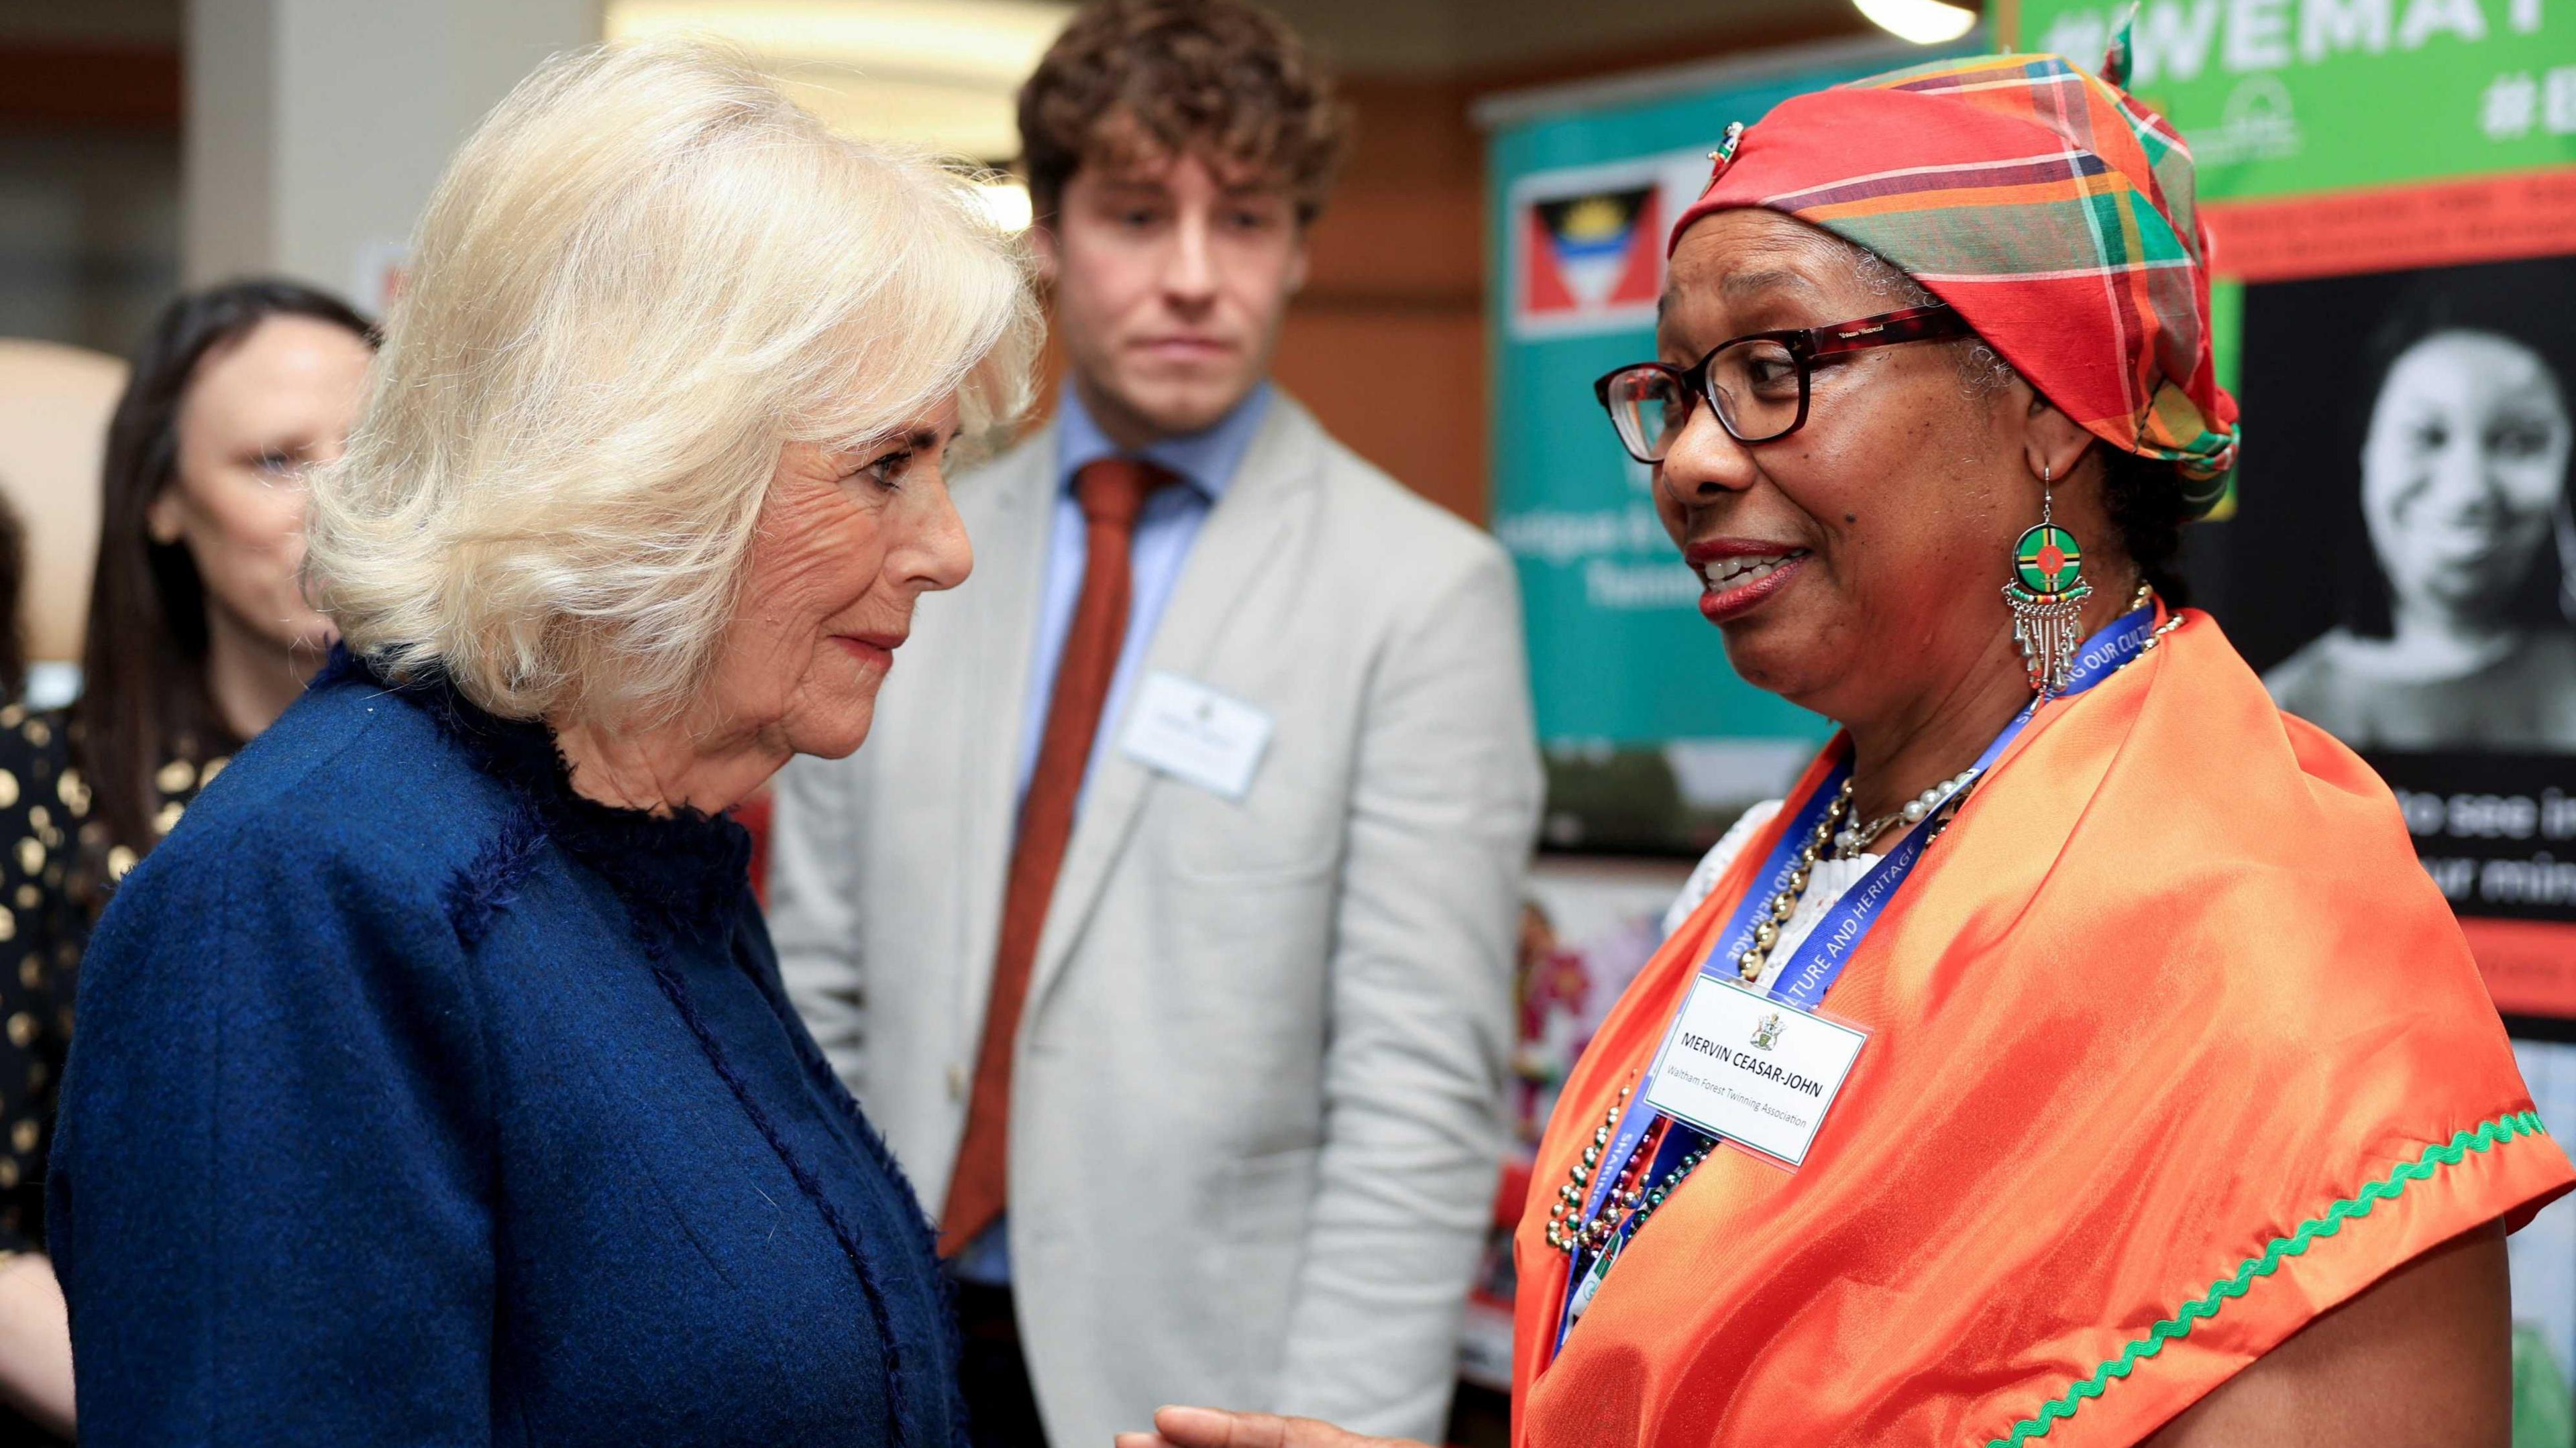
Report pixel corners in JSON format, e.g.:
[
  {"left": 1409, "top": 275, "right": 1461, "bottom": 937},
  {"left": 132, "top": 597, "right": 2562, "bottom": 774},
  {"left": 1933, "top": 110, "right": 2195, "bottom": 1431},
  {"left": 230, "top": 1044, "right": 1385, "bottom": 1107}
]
[{"left": 47, "top": 42, "right": 1036, "bottom": 1448}]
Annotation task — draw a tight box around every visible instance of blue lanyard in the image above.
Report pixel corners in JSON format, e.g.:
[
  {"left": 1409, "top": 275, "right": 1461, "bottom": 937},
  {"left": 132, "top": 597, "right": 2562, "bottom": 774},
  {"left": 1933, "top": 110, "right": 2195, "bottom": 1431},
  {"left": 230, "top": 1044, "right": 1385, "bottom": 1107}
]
[{"left": 1556, "top": 604, "right": 2159, "bottom": 1341}]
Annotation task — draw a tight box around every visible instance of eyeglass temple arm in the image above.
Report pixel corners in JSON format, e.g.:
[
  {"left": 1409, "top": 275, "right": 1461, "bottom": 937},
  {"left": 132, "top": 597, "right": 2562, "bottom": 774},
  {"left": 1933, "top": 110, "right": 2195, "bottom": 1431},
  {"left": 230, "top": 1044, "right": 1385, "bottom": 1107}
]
[{"left": 1805, "top": 304, "right": 1969, "bottom": 359}]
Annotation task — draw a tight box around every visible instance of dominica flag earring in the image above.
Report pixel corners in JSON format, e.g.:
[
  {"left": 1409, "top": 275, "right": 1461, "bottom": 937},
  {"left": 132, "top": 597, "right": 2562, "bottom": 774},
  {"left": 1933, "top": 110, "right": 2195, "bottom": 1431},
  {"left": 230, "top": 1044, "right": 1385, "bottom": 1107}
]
[{"left": 2003, "top": 465, "right": 2091, "bottom": 695}]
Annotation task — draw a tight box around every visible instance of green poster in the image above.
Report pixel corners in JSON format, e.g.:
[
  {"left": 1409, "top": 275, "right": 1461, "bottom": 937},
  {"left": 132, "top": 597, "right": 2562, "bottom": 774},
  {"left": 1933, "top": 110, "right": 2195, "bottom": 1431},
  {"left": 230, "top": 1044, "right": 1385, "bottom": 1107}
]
[{"left": 2012, "top": 0, "right": 2576, "bottom": 200}]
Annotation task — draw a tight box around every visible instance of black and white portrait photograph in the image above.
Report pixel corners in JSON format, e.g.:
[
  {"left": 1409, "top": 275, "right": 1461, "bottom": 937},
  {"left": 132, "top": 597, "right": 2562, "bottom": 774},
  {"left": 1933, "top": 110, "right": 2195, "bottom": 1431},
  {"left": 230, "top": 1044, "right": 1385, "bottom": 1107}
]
[{"left": 2226, "top": 255, "right": 2576, "bottom": 753}]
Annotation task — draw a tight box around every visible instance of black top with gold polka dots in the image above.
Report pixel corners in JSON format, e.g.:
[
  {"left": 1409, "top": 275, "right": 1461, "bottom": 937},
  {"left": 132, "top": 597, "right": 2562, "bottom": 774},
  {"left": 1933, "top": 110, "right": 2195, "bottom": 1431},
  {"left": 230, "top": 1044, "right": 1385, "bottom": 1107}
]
[{"left": 0, "top": 704, "right": 219, "bottom": 1252}]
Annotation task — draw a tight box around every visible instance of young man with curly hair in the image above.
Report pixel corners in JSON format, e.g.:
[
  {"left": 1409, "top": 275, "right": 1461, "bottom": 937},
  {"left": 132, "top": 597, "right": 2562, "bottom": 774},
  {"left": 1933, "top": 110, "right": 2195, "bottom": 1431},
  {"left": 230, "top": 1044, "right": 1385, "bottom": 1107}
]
[{"left": 769, "top": 2, "right": 1543, "bottom": 1445}]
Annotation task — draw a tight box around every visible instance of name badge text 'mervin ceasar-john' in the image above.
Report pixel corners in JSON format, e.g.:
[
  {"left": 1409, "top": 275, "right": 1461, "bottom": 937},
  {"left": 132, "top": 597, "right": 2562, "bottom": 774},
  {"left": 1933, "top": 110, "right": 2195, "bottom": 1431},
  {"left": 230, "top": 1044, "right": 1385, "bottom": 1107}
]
[{"left": 1643, "top": 976, "right": 1869, "bottom": 1168}]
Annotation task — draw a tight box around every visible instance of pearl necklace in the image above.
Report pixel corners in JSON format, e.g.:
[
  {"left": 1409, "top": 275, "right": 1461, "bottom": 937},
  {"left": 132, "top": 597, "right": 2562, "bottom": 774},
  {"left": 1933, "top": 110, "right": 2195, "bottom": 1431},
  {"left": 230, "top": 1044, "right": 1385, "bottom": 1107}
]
[
  {"left": 1830, "top": 586, "right": 2169, "bottom": 862},
  {"left": 1833, "top": 766, "right": 1979, "bottom": 860},
  {"left": 1546, "top": 595, "right": 2193, "bottom": 1271}
]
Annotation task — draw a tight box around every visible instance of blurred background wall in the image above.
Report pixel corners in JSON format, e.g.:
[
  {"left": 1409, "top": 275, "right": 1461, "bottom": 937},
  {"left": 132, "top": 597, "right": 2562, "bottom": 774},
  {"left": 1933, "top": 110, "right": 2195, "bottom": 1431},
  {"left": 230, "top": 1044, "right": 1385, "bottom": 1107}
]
[
  {"left": 0, "top": 1, "right": 183, "bottom": 359},
  {"left": 0, "top": 0, "right": 1883, "bottom": 527}
]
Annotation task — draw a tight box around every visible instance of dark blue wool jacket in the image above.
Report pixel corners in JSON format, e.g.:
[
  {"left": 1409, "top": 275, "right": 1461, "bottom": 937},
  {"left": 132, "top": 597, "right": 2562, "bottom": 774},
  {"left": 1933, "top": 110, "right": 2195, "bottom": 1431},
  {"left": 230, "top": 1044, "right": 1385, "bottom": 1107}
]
[{"left": 50, "top": 653, "right": 963, "bottom": 1446}]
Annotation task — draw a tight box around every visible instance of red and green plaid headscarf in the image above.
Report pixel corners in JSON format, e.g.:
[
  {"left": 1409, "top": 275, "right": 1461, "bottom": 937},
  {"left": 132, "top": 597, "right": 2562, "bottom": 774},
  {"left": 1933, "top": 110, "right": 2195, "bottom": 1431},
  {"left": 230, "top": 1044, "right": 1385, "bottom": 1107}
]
[{"left": 1670, "top": 44, "right": 2241, "bottom": 510}]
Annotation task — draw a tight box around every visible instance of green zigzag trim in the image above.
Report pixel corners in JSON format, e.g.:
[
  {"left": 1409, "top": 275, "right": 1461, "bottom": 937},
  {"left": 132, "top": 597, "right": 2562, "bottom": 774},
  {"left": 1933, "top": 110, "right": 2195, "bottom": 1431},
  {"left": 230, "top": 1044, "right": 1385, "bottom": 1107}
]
[{"left": 1985, "top": 1111, "right": 2551, "bottom": 1448}]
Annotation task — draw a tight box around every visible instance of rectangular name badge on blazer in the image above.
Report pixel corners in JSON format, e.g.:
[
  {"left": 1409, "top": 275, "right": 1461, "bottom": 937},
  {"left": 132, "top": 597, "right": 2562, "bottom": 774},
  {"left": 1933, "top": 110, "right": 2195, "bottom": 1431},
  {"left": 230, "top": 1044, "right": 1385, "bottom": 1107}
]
[
  {"left": 1643, "top": 977, "right": 1868, "bottom": 1168},
  {"left": 1118, "top": 671, "right": 1273, "bottom": 801}
]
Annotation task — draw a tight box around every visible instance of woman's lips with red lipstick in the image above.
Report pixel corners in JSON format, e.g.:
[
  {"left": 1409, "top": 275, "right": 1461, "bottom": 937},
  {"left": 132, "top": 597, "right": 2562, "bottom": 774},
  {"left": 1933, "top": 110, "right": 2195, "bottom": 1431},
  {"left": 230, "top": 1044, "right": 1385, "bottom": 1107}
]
[{"left": 1684, "top": 539, "right": 1812, "bottom": 623}]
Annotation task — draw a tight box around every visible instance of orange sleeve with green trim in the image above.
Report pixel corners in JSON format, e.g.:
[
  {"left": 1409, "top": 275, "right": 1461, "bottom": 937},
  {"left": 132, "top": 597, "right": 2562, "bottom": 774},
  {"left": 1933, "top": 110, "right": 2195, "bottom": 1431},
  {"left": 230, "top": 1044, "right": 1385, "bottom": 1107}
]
[{"left": 1511, "top": 614, "right": 2575, "bottom": 1447}]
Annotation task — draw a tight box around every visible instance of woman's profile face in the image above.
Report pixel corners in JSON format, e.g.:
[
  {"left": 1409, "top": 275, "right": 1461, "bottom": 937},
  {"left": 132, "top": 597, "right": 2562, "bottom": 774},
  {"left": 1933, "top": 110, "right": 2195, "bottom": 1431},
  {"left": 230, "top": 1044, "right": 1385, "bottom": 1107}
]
[
  {"left": 704, "top": 395, "right": 974, "bottom": 762},
  {"left": 2360, "top": 329, "right": 2571, "bottom": 625},
  {"left": 1651, "top": 209, "right": 2029, "bottom": 722},
  {"left": 149, "top": 314, "right": 373, "bottom": 655}
]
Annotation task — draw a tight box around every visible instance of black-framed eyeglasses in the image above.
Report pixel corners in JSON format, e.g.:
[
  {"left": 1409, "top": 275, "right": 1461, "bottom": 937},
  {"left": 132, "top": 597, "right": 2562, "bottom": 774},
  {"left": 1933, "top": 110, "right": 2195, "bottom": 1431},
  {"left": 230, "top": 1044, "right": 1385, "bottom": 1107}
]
[{"left": 1592, "top": 303, "right": 1974, "bottom": 463}]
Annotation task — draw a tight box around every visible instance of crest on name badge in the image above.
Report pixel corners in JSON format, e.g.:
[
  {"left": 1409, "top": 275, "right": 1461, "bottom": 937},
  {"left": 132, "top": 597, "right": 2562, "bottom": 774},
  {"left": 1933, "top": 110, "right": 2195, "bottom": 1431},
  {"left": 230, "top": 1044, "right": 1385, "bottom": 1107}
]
[{"left": 1750, "top": 1011, "right": 1783, "bottom": 1052}]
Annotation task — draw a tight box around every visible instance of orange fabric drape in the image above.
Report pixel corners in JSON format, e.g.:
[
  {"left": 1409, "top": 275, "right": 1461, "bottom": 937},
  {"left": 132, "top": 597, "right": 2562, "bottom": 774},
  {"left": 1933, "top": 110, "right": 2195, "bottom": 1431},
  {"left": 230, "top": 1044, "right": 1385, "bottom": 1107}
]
[{"left": 1513, "top": 612, "right": 2575, "bottom": 1448}]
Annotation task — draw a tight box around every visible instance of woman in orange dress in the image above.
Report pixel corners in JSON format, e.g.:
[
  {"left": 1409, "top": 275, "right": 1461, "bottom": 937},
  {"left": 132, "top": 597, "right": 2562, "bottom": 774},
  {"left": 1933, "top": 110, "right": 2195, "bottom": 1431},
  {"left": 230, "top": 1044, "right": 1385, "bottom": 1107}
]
[{"left": 1124, "top": 42, "right": 2575, "bottom": 1448}]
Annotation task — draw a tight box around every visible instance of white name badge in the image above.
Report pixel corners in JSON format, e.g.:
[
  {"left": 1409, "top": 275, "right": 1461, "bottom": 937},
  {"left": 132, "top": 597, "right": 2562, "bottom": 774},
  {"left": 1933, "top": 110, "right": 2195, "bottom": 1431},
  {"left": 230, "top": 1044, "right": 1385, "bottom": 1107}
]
[
  {"left": 1642, "top": 977, "right": 1868, "bottom": 1169},
  {"left": 1118, "top": 671, "right": 1275, "bottom": 801}
]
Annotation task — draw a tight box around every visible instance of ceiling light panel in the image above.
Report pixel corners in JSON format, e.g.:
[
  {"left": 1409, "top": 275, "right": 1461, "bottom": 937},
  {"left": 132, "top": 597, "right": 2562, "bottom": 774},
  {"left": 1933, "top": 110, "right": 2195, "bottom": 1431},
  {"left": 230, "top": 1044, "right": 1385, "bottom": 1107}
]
[
  {"left": 1851, "top": 0, "right": 1978, "bottom": 45},
  {"left": 608, "top": 0, "right": 1074, "bottom": 85},
  {"left": 605, "top": 0, "right": 1075, "bottom": 170}
]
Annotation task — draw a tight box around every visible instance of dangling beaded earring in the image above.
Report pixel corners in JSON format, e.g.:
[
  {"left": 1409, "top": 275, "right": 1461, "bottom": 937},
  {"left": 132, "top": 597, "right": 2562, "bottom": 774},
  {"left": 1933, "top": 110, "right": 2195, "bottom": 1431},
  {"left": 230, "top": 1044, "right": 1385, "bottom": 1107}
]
[{"left": 2003, "top": 465, "right": 2092, "bottom": 695}]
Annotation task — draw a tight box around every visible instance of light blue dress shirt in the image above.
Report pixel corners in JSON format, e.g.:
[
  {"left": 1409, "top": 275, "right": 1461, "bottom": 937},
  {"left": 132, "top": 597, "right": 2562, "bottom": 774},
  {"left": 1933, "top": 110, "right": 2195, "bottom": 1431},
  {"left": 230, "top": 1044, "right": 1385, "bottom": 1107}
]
[{"left": 955, "top": 379, "right": 1274, "bottom": 1286}]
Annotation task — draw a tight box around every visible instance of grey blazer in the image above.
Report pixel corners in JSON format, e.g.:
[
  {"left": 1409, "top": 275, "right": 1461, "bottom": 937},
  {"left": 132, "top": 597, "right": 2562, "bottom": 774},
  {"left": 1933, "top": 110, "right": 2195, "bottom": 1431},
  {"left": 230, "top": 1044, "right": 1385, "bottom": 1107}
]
[{"left": 768, "top": 395, "right": 1543, "bottom": 1447}]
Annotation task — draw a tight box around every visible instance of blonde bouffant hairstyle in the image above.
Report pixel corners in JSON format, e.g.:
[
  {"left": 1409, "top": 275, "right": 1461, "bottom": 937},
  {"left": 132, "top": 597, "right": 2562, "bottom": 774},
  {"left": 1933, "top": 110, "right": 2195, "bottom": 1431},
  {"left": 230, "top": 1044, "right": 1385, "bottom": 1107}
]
[{"left": 305, "top": 41, "right": 1040, "bottom": 724}]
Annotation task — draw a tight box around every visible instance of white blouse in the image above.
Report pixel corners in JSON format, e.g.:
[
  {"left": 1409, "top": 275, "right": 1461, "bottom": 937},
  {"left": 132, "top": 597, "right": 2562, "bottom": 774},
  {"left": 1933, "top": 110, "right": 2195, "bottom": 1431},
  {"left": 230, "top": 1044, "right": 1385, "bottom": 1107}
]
[{"left": 1660, "top": 800, "right": 1878, "bottom": 990}]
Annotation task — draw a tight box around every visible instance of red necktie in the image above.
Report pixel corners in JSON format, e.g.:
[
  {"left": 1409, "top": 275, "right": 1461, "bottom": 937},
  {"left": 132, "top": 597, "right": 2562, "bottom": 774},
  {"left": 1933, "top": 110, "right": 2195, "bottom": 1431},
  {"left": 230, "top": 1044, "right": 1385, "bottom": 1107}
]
[{"left": 941, "top": 457, "right": 1173, "bottom": 1256}]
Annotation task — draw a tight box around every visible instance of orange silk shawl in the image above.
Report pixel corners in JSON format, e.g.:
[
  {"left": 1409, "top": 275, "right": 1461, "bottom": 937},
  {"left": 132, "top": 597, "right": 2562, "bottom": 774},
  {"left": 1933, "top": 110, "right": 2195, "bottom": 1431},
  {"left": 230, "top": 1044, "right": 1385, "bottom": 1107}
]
[{"left": 1513, "top": 612, "right": 2575, "bottom": 1448}]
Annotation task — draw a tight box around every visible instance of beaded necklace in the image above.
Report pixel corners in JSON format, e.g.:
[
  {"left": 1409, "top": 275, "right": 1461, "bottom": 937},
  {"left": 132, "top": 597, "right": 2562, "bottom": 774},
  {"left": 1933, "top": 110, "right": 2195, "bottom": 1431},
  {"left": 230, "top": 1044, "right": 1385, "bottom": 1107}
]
[
  {"left": 1834, "top": 765, "right": 1976, "bottom": 861},
  {"left": 1548, "top": 595, "right": 2188, "bottom": 1286}
]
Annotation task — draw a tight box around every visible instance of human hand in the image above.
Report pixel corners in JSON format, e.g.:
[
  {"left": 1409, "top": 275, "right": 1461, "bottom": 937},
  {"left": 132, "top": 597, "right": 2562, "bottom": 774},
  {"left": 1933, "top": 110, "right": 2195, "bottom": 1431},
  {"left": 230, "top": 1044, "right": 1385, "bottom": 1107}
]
[
  {"left": 0, "top": 1254, "right": 72, "bottom": 1438},
  {"left": 1112, "top": 1404, "right": 1432, "bottom": 1448}
]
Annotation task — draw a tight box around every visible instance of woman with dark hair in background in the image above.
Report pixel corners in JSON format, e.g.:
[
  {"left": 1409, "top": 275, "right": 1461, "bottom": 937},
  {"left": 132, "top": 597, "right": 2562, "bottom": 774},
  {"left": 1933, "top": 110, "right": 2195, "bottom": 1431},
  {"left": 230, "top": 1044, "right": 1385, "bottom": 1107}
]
[
  {"left": 2265, "top": 265, "right": 2576, "bottom": 749},
  {"left": 0, "top": 278, "right": 374, "bottom": 1437}
]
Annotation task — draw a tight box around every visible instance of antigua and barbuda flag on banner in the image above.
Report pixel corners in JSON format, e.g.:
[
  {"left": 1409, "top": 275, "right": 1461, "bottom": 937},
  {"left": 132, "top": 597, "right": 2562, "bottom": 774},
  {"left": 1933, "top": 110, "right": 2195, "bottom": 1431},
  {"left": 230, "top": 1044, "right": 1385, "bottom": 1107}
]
[
  {"left": 1522, "top": 186, "right": 1661, "bottom": 321},
  {"left": 1506, "top": 151, "right": 1717, "bottom": 339}
]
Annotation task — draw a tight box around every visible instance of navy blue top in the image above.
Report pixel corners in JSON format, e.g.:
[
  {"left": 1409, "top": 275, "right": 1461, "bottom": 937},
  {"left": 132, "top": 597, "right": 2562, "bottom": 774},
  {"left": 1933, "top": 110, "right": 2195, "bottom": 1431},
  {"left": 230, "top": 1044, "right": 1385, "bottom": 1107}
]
[{"left": 50, "top": 653, "right": 963, "bottom": 1446}]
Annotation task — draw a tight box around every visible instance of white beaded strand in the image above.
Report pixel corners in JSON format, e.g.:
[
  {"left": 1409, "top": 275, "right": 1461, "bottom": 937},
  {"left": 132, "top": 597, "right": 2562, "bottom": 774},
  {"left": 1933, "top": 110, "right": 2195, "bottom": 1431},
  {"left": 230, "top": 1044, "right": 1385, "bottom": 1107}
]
[{"left": 1545, "top": 592, "right": 2193, "bottom": 1277}]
